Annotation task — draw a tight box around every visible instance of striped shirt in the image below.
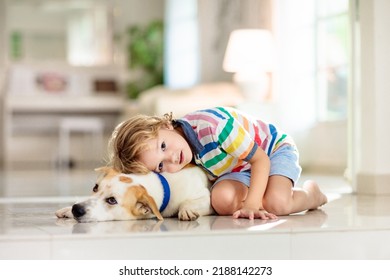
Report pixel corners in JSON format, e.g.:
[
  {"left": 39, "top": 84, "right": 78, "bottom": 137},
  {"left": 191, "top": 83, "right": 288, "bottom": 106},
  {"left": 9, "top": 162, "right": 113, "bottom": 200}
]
[{"left": 175, "top": 107, "right": 294, "bottom": 179}]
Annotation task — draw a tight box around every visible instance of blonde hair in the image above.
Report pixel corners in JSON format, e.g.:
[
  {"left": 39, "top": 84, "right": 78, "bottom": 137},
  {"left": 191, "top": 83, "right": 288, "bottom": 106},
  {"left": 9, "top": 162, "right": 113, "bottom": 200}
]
[{"left": 108, "top": 113, "right": 173, "bottom": 174}]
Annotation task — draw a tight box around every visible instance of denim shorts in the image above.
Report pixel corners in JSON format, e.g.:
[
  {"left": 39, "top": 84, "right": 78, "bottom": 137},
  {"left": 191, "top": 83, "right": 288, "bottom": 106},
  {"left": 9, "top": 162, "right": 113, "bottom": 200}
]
[{"left": 213, "top": 144, "right": 302, "bottom": 187}]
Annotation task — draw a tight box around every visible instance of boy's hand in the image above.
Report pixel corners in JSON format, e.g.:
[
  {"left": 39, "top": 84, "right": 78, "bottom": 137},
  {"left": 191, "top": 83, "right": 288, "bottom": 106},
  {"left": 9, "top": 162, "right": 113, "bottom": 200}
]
[{"left": 233, "top": 207, "right": 278, "bottom": 220}]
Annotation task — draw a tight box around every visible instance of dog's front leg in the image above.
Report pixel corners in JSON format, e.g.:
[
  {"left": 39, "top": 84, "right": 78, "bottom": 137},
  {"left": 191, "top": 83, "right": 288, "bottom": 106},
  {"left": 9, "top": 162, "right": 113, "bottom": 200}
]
[
  {"left": 55, "top": 206, "right": 74, "bottom": 219},
  {"left": 178, "top": 196, "right": 214, "bottom": 221},
  {"left": 178, "top": 206, "right": 200, "bottom": 221}
]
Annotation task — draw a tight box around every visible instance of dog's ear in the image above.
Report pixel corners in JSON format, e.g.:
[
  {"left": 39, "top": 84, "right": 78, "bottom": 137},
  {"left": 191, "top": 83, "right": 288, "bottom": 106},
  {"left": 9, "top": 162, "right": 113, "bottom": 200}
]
[
  {"left": 134, "top": 202, "right": 154, "bottom": 216},
  {"left": 136, "top": 191, "right": 164, "bottom": 221},
  {"left": 126, "top": 186, "right": 163, "bottom": 220}
]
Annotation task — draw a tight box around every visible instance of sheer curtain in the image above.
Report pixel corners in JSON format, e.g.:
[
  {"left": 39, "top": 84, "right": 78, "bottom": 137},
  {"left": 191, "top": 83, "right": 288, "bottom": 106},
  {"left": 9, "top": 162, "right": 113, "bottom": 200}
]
[{"left": 164, "top": 0, "right": 199, "bottom": 88}]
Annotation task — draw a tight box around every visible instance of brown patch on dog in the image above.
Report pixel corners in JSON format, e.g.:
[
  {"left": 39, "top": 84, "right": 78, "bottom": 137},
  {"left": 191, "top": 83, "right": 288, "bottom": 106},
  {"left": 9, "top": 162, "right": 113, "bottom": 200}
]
[
  {"left": 119, "top": 176, "right": 133, "bottom": 184},
  {"left": 95, "top": 166, "right": 119, "bottom": 178},
  {"left": 95, "top": 167, "right": 120, "bottom": 184},
  {"left": 123, "top": 185, "right": 163, "bottom": 220}
]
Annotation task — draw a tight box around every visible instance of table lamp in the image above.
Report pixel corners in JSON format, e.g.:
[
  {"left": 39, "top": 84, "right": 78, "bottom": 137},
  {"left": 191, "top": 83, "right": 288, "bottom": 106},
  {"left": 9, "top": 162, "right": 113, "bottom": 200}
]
[{"left": 223, "top": 29, "right": 275, "bottom": 101}]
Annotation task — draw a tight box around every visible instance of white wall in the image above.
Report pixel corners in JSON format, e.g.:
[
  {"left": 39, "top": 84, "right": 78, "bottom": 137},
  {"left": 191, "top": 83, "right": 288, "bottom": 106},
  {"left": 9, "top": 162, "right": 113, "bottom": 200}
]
[{"left": 354, "top": 0, "right": 390, "bottom": 194}]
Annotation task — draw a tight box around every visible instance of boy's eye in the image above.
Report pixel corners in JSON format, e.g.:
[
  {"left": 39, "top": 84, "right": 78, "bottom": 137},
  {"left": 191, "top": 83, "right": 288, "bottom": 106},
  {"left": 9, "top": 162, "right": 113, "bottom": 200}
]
[
  {"left": 158, "top": 162, "right": 164, "bottom": 172},
  {"left": 157, "top": 141, "right": 166, "bottom": 172}
]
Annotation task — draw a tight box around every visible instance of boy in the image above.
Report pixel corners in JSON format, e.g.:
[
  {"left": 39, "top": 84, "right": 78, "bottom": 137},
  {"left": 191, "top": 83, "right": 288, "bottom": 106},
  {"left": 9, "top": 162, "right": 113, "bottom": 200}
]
[{"left": 109, "top": 107, "right": 327, "bottom": 220}]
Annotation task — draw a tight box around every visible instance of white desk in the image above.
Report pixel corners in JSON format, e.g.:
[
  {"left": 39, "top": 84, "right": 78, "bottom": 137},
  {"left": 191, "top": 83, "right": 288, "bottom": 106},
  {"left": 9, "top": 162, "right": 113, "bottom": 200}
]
[
  {"left": 7, "top": 94, "right": 124, "bottom": 113},
  {"left": 3, "top": 94, "right": 126, "bottom": 168},
  {"left": 5, "top": 94, "right": 124, "bottom": 132}
]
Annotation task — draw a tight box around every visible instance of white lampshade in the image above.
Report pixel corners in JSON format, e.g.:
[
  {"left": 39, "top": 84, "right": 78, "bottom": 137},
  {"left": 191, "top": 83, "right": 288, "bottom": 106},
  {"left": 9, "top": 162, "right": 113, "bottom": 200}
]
[{"left": 223, "top": 29, "right": 275, "bottom": 73}]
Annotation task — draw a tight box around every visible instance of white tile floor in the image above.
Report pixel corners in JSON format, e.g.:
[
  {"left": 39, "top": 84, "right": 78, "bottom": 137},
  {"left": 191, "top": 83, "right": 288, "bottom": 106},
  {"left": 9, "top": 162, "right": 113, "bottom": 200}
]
[{"left": 0, "top": 168, "right": 390, "bottom": 260}]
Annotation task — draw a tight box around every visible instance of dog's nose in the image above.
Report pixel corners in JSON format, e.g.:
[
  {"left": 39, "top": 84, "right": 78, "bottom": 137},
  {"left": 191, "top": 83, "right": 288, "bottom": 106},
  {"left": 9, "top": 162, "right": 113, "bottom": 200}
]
[{"left": 72, "top": 204, "right": 86, "bottom": 218}]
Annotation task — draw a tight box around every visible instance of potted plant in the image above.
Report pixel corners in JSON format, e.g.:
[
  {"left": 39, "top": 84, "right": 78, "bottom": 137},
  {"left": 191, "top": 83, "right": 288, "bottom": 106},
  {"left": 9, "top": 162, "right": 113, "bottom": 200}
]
[{"left": 126, "top": 20, "right": 164, "bottom": 99}]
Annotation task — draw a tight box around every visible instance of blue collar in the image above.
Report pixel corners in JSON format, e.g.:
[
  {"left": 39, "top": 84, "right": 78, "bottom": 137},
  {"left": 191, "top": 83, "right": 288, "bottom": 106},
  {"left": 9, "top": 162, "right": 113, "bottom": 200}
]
[{"left": 155, "top": 173, "right": 170, "bottom": 213}]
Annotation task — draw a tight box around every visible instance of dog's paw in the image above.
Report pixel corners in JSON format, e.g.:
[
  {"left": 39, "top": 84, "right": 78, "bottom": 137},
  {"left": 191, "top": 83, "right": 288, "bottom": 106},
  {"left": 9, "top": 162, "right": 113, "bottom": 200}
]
[
  {"left": 55, "top": 206, "right": 73, "bottom": 219},
  {"left": 178, "top": 209, "right": 200, "bottom": 221}
]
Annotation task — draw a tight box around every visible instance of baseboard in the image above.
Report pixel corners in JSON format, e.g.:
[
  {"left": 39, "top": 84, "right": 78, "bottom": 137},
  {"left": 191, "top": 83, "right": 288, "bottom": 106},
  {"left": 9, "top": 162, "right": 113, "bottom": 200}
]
[
  {"left": 356, "top": 172, "right": 390, "bottom": 195},
  {"left": 301, "top": 164, "right": 346, "bottom": 175}
]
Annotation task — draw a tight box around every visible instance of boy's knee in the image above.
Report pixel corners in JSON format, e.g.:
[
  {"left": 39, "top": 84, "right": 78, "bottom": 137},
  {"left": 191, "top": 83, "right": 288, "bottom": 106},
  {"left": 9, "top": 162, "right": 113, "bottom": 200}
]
[
  {"left": 263, "top": 194, "right": 292, "bottom": 216},
  {"left": 211, "top": 183, "right": 244, "bottom": 216}
]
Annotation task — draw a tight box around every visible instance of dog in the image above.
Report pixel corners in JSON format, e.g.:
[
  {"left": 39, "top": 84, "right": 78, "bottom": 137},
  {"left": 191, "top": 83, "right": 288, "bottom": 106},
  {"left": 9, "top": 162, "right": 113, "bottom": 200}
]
[{"left": 55, "top": 165, "right": 214, "bottom": 222}]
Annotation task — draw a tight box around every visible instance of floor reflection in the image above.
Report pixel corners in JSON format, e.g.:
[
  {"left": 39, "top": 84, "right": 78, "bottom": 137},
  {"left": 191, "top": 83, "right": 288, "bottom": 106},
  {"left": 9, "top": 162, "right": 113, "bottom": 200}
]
[{"left": 52, "top": 209, "right": 329, "bottom": 236}]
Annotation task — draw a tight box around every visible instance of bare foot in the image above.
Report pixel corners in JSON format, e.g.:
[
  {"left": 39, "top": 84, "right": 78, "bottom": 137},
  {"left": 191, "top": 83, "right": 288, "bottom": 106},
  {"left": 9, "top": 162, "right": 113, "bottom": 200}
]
[{"left": 302, "top": 180, "right": 328, "bottom": 210}]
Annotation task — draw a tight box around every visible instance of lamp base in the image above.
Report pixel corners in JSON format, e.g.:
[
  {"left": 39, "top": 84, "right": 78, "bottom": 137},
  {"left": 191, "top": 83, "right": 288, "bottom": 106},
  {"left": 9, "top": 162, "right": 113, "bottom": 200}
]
[{"left": 233, "top": 72, "right": 271, "bottom": 102}]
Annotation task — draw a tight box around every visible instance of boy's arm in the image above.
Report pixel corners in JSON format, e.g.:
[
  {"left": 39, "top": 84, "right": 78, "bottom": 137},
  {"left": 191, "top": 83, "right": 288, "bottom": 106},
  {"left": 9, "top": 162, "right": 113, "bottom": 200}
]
[{"left": 232, "top": 148, "right": 277, "bottom": 220}]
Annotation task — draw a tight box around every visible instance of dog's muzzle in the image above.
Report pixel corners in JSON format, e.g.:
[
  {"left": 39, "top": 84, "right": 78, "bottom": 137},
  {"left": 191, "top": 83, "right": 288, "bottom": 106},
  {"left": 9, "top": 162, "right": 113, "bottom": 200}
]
[{"left": 72, "top": 204, "right": 86, "bottom": 218}]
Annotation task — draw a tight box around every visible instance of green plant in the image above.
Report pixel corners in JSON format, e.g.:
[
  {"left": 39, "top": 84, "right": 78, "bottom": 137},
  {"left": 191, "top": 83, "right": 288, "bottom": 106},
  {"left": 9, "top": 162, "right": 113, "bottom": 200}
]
[{"left": 126, "top": 20, "right": 164, "bottom": 99}]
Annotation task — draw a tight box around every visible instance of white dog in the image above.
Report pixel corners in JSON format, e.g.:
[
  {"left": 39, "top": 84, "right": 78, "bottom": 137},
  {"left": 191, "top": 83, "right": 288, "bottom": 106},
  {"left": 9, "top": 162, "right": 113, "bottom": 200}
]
[{"left": 55, "top": 166, "right": 214, "bottom": 222}]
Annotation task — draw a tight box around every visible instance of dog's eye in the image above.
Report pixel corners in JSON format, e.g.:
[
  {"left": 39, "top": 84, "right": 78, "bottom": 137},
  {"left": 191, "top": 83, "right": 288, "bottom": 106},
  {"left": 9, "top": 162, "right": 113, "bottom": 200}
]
[
  {"left": 93, "top": 184, "right": 98, "bottom": 192},
  {"left": 106, "top": 197, "right": 117, "bottom": 205}
]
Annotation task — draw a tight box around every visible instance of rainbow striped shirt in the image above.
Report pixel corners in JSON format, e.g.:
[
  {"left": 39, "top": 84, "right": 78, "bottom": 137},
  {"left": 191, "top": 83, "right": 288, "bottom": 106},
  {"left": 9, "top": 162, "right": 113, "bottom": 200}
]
[{"left": 175, "top": 107, "right": 294, "bottom": 179}]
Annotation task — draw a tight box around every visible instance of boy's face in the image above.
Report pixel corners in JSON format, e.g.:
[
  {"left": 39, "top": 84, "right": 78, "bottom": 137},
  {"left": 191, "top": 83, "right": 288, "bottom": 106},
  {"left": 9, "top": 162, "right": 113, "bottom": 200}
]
[{"left": 139, "top": 126, "right": 193, "bottom": 173}]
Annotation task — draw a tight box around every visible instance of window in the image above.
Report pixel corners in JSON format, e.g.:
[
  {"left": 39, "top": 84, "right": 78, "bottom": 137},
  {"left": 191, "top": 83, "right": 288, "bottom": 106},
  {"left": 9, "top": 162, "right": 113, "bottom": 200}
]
[
  {"left": 316, "top": 0, "right": 349, "bottom": 121},
  {"left": 275, "top": 0, "right": 350, "bottom": 127},
  {"left": 164, "top": 0, "right": 199, "bottom": 88}
]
